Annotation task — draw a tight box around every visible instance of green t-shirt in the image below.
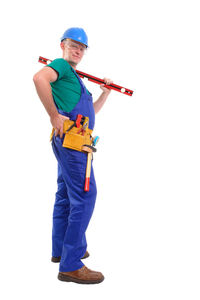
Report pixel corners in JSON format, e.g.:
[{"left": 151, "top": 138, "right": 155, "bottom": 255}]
[{"left": 46, "top": 58, "right": 81, "bottom": 112}]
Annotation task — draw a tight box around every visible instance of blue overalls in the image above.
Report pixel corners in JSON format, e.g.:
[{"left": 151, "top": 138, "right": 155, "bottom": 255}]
[{"left": 51, "top": 69, "right": 97, "bottom": 272}]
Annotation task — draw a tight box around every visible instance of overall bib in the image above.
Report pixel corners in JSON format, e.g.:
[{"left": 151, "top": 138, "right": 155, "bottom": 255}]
[{"left": 51, "top": 69, "right": 97, "bottom": 272}]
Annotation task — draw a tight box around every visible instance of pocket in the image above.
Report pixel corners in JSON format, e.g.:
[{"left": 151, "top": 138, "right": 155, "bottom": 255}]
[
  {"left": 62, "top": 122, "right": 93, "bottom": 152},
  {"left": 63, "top": 132, "right": 85, "bottom": 152}
]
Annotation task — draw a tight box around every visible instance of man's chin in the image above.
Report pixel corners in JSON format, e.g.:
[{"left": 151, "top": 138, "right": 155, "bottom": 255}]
[
  {"left": 73, "top": 58, "right": 81, "bottom": 64},
  {"left": 70, "top": 57, "right": 81, "bottom": 64}
]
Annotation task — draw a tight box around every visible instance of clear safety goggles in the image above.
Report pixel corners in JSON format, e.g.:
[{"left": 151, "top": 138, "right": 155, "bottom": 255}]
[{"left": 64, "top": 39, "right": 87, "bottom": 54}]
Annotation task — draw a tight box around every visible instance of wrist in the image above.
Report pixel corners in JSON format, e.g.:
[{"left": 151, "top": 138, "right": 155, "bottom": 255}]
[
  {"left": 102, "top": 89, "right": 111, "bottom": 96},
  {"left": 50, "top": 110, "right": 59, "bottom": 121}
]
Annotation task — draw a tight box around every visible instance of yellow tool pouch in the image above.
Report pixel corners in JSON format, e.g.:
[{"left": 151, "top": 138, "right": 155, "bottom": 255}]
[{"left": 50, "top": 119, "right": 93, "bottom": 152}]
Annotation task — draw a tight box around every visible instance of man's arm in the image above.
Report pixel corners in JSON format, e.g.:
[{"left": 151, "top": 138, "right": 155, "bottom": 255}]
[
  {"left": 33, "top": 67, "right": 69, "bottom": 138},
  {"left": 93, "top": 78, "right": 112, "bottom": 114}
]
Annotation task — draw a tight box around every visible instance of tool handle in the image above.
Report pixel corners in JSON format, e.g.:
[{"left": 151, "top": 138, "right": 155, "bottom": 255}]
[
  {"left": 84, "top": 152, "right": 92, "bottom": 192},
  {"left": 84, "top": 178, "right": 90, "bottom": 192},
  {"left": 76, "top": 114, "right": 83, "bottom": 128}
]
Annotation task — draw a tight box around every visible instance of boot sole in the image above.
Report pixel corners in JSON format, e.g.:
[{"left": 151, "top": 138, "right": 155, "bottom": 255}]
[
  {"left": 51, "top": 257, "right": 61, "bottom": 263},
  {"left": 58, "top": 272, "right": 104, "bottom": 284}
]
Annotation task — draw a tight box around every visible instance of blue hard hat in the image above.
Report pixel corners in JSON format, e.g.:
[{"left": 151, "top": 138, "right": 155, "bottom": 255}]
[{"left": 61, "top": 27, "right": 88, "bottom": 47}]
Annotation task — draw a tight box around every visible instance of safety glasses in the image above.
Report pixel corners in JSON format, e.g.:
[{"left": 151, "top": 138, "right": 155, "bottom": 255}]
[{"left": 64, "top": 39, "right": 87, "bottom": 54}]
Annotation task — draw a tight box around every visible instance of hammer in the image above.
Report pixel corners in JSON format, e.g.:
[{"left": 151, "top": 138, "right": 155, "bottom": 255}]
[{"left": 82, "top": 136, "right": 99, "bottom": 192}]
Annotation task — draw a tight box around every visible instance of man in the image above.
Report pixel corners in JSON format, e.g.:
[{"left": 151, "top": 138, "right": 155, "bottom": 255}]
[{"left": 33, "top": 27, "right": 112, "bottom": 284}]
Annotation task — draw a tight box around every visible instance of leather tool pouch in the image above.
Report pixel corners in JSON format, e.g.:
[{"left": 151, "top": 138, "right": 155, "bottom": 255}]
[
  {"left": 62, "top": 119, "right": 93, "bottom": 152},
  {"left": 50, "top": 119, "right": 93, "bottom": 152}
]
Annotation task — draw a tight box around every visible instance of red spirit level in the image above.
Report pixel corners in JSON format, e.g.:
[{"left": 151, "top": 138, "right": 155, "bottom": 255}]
[{"left": 38, "top": 56, "right": 133, "bottom": 96}]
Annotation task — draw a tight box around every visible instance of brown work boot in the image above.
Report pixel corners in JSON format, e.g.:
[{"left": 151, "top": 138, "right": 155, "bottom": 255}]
[
  {"left": 58, "top": 265, "right": 104, "bottom": 284},
  {"left": 51, "top": 250, "right": 90, "bottom": 263},
  {"left": 51, "top": 256, "right": 61, "bottom": 263},
  {"left": 82, "top": 250, "right": 90, "bottom": 259}
]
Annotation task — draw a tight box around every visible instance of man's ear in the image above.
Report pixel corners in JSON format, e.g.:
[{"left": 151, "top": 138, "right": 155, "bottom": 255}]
[{"left": 60, "top": 42, "right": 64, "bottom": 50}]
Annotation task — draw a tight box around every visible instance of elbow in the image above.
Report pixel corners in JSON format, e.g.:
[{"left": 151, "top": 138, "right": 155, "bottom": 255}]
[
  {"left": 33, "top": 73, "right": 47, "bottom": 88},
  {"left": 33, "top": 73, "right": 41, "bottom": 84},
  {"left": 33, "top": 73, "right": 50, "bottom": 86}
]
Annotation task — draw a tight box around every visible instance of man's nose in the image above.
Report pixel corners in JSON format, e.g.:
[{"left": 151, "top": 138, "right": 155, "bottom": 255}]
[{"left": 75, "top": 48, "right": 81, "bottom": 54}]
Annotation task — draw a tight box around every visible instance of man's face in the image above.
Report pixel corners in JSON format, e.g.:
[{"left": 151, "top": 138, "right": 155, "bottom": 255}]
[{"left": 62, "top": 39, "right": 87, "bottom": 67}]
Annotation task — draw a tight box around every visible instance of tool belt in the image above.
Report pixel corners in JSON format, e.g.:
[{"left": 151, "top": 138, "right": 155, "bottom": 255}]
[{"left": 50, "top": 116, "right": 93, "bottom": 152}]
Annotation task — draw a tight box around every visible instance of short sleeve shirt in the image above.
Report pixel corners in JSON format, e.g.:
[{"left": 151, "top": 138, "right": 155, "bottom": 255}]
[{"left": 46, "top": 58, "right": 81, "bottom": 112}]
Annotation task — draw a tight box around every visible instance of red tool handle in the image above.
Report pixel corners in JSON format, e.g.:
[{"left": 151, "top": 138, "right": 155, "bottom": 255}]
[
  {"left": 84, "top": 177, "right": 90, "bottom": 192},
  {"left": 76, "top": 114, "right": 83, "bottom": 128},
  {"left": 38, "top": 56, "right": 133, "bottom": 96},
  {"left": 84, "top": 152, "right": 92, "bottom": 192}
]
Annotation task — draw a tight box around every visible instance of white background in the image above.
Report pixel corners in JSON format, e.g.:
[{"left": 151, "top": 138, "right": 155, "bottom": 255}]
[{"left": 1, "top": 0, "right": 200, "bottom": 299}]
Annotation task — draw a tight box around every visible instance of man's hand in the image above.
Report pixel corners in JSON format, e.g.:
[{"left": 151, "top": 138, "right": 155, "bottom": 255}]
[
  {"left": 50, "top": 113, "right": 69, "bottom": 138},
  {"left": 100, "top": 78, "right": 113, "bottom": 94}
]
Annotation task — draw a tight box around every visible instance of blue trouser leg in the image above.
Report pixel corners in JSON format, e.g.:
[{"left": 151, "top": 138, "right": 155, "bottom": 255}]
[
  {"left": 52, "top": 135, "right": 97, "bottom": 272},
  {"left": 52, "top": 163, "right": 70, "bottom": 258}
]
